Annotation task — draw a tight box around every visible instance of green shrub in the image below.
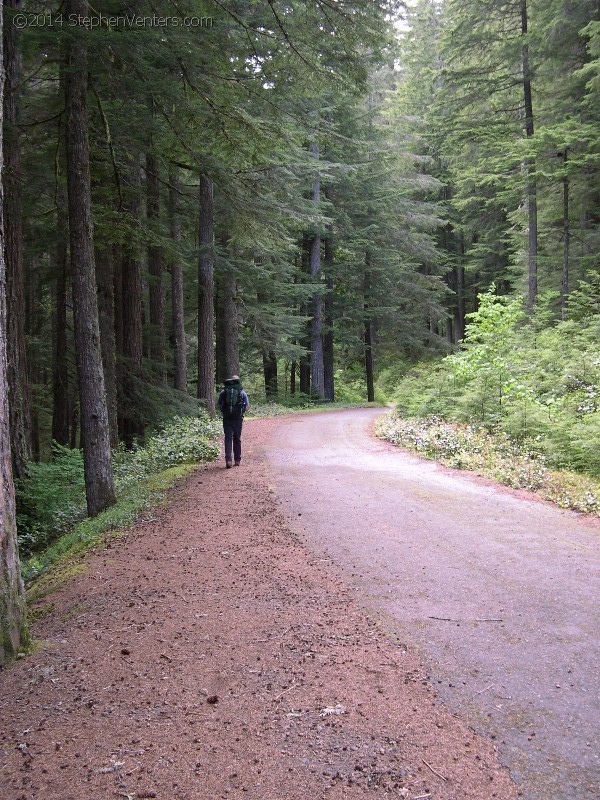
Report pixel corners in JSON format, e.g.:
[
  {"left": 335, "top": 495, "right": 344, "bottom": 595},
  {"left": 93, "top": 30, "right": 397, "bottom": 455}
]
[
  {"left": 391, "top": 283, "right": 600, "bottom": 478},
  {"left": 16, "top": 445, "right": 88, "bottom": 559},
  {"left": 113, "top": 413, "right": 220, "bottom": 491}
]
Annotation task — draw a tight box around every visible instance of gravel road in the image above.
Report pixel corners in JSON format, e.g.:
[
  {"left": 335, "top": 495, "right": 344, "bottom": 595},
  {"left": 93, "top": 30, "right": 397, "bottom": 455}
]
[{"left": 261, "top": 408, "right": 600, "bottom": 800}]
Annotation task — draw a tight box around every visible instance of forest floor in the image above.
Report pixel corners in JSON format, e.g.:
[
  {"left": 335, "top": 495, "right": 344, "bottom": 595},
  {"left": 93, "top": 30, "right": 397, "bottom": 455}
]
[{"left": 0, "top": 417, "right": 518, "bottom": 800}]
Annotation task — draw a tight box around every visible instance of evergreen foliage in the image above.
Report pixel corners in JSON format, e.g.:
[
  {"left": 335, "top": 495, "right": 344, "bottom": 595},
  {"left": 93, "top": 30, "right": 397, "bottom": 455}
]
[
  {"left": 1, "top": 0, "right": 599, "bottom": 609},
  {"left": 391, "top": 283, "right": 600, "bottom": 478}
]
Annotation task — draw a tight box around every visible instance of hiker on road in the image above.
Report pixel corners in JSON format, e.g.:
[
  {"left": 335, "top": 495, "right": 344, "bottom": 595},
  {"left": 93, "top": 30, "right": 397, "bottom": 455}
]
[{"left": 217, "top": 375, "right": 250, "bottom": 468}]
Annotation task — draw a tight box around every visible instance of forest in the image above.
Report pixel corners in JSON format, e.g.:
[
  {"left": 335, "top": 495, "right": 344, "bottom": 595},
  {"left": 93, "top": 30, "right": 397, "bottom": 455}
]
[{"left": 1, "top": 0, "right": 599, "bottom": 663}]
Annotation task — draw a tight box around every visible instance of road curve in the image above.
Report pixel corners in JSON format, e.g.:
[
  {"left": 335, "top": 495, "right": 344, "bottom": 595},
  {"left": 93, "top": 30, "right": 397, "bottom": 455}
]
[{"left": 259, "top": 408, "right": 600, "bottom": 800}]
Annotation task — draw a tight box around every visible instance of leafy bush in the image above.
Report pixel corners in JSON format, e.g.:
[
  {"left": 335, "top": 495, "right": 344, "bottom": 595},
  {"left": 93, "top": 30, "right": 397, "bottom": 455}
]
[
  {"left": 392, "top": 283, "right": 600, "bottom": 477},
  {"left": 113, "top": 413, "right": 220, "bottom": 491},
  {"left": 16, "top": 444, "right": 88, "bottom": 559},
  {"left": 17, "top": 413, "right": 220, "bottom": 559}
]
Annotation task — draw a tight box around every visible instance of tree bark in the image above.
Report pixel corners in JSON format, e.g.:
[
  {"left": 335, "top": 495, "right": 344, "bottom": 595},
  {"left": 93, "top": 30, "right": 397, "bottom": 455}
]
[
  {"left": 456, "top": 267, "right": 466, "bottom": 341},
  {"left": 169, "top": 171, "right": 187, "bottom": 392},
  {"left": 24, "top": 260, "right": 39, "bottom": 459},
  {"left": 0, "top": 0, "right": 28, "bottom": 665},
  {"left": 3, "top": 0, "right": 31, "bottom": 478},
  {"left": 215, "top": 287, "right": 225, "bottom": 388},
  {"left": 146, "top": 152, "right": 165, "bottom": 380},
  {"left": 364, "top": 262, "right": 375, "bottom": 403},
  {"left": 455, "top": 232, "right": 466, "bottom": 342},
  {"left": 216, "top": 235, "right": 239, "bottom": 384},
  {"left": 65, "top": 0, "right": 115, "bottom": 515},
  {"left": 198, "top": 174, "right": 215, "bottom": 415},
  {"left": 121, "top": 154, "right": 145, "bottom": 446},
  {"left": 262, "top": 348, "right": 278, "bottom": 398},
  {"left": 561, "top": 150, "right": 570, "bottom": 320},
  {"left": 521, "top": 0, "right": 538, "bottom": 309},
  {"left": 51, "top": 204, "right": 69, "bottom": 446},
  {"left": 299, "top": 354, "right": 310, "bottom": 395},
  {"left": 308, "top": 143, "right": 325, "bottom": 398},
  {"left": 113, "top": 245, "right": 123, "bottom": 360},
  {"left": 323, "top": 221, "right": 335, "bottom": 402},
  {"left": 95, "top": 246, "right": 118, "bottom": 447},
  {"left": 216, "top": 273, "right": 239, "bottom": 382}
]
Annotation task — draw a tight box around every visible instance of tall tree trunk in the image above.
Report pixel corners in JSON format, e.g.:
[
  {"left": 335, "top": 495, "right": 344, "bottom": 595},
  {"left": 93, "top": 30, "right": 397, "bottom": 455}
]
[
  {"left": 65, "top": 0, "right": 115, "bottom": 515},
  {"left": 561, "top": 150, "right": 570, "bottom": 320},
  {"left": 521, "top": 0, "right": 538, "bottom": 309},
  {"left": 169, "top": 171, "right": 187, "bottom": 391},
  {"left": 197, "top": 174, "right": 215, "bottom": 415},
  {"left": 216, "top": 274, "right": 239, "bottom": 381},
  {"left": 215, "top": 287, "right": 225, "bottom": 387},
  {"left": 24, "top": 261, "right": 39, "bottom": 459},
  {"left": 3, "top": 0, "right": 31, "bottom": 478},
  {"left": 95, "top": 246, "right": 118, "bottom": 446},
  {"left": 113, "top": 244, "right": 123, "bottom": 360},
  {"left": 364, "top": 262, "right": 375, "bottom": 403},
  {"left": 290, "top": 358, "right": 296, "bottom": 395},
  {"left": 262, "top": 348, "right": 278, "bottom": 398},
  {"left": 308, "top": 143, "right": 324, "bottom": 398},
  {"left": 112, "top": 244, "right": 124, "bottom": 437},
  {"left": 299, "top": 354, "right": 310, "bottom": 395},
  {"left": 121, "top": 155, "right": 145, "bottom": 446},
  {"left": 323, "top": 221, "right": 335, "bottom": 402},
  {"left": 0, "top": 0, "right": 28, "bottom": 665},
  {"left": 51, "top": 204, "right": 69, "bottom": 446},
  {"left": 456, "top": 233, "right": 466, "bottom": 342},
  {"left": 216, "top": 236, "right": 239, "bottom": 383},
  {"left": 146, "top": 151, "right": 165, "bottom": 380}
]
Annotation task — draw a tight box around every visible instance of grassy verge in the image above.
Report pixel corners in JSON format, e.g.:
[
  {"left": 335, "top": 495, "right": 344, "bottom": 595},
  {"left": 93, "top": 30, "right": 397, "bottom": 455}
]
[
  {"left": 375, "top": 412, "right": 599, "bottom": 516},
  {"left": 23, "top": 463, "right": 197, "bottom": 596}
]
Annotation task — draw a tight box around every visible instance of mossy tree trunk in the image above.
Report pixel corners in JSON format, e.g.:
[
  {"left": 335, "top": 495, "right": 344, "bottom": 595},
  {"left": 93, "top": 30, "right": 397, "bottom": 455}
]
[
  {"left": 65, "top": 0, "right": 116, "bottom": 514},
  {"left": 3, "top": 0, "right": 31, "bottom": 478},
  {"left": 0, "top": 1, "right": 28, "bottom": 666}
]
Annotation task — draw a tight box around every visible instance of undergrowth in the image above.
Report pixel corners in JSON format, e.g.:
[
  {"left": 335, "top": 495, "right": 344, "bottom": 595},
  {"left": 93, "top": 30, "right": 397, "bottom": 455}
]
[
  {"left": 23, "top": 464, "right": 195, "bottom": 589},
  {"left": 376, "top": 412, "right": 599, "bottom": 516},
  {"left": 391, "top": 283, "right": 600, "bottom": 479},
  {"left": 17, "top": 413, "right": 220, "bottom": 582}
]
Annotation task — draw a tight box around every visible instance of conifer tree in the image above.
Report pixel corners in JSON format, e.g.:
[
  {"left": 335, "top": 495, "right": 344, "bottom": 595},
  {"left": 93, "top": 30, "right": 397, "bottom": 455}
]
[
  {"left": 64, "top": 0, "right": 116, "bottom": 514},
  {"left": 3, "top": 0, "right": 31, "bottom": 477},
  {"left": 0, "top": 0, "right": 28, "bottom": 666}
]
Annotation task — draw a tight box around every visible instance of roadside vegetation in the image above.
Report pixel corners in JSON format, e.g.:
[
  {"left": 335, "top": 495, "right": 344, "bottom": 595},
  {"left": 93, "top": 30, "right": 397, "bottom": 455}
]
[
  {"left": 19, "top": 399, "right": 376, "bottom": 591},
  {"left": 18, "top": 413, "right": 220, "bottom": 585},
  {"left": 376, "top": 284, "right": 600, "bottom": 516}
]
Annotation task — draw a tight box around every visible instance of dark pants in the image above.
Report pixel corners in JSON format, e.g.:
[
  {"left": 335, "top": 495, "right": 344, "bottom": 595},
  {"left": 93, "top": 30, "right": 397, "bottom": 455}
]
[{"left": 223, "top": 418, "right": 243, "bottom": 464}]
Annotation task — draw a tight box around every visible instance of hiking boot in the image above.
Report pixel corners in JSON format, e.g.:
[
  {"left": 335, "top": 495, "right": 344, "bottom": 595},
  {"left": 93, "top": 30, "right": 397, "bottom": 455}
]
[
  {"left": 234, "top": 460, "right": 241, "bottom": 467},
  {"left": 226, "top": 461, "right": 233, "bottom": 469}
]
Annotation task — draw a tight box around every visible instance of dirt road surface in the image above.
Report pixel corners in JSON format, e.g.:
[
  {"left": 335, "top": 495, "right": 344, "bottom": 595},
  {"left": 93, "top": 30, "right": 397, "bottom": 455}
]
[
  {"left": 261, "top": 408, "right": 600, "bottom": 800},
  {"left": 1, "top": 415, "right": 520, "bottom": 800},
  {"left": 0, "top": 410, "right": 596, "bottom": 800}
]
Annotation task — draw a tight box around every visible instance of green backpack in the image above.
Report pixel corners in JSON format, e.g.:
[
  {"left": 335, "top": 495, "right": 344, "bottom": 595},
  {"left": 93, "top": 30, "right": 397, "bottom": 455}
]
[{"left": 222, "top": 379, "right": 245, "bottom": 419}]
